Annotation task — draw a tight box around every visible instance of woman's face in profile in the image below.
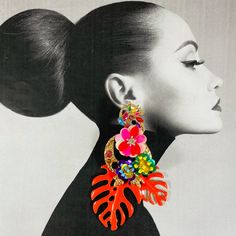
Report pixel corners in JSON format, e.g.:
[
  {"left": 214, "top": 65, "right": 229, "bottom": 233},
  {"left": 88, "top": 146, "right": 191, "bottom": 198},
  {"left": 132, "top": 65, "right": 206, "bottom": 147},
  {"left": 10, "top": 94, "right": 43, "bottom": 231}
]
[{"left": 138, "top": 9, "right": 223, "bottom": 136}]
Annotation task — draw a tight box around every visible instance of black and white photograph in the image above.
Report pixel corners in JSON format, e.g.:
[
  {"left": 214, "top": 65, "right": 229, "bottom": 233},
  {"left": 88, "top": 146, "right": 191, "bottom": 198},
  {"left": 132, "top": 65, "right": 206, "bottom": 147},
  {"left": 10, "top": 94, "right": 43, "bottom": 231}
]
[{"left": 0, "top": 1, "right": 235, "bottom": 235}]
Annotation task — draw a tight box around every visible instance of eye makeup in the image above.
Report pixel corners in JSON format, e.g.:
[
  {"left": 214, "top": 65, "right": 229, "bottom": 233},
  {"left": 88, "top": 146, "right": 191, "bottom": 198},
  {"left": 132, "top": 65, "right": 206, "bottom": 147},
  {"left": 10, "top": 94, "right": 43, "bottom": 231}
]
[
  {"left": 181, "top": 59, "right": 205, "bottom": 69},
  {"left": 175, "top": 40, "right": 199, "bottom": 52},
  {"left": 175, "top": 44, "right": 199, "bottom": 61}
]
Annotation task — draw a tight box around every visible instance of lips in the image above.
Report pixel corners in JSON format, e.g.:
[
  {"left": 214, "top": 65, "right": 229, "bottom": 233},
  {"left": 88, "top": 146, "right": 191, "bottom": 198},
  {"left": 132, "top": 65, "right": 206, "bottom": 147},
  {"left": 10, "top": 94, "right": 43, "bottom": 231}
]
[{"left": 212, "top": 98, "right": 222, "bottom": 112}]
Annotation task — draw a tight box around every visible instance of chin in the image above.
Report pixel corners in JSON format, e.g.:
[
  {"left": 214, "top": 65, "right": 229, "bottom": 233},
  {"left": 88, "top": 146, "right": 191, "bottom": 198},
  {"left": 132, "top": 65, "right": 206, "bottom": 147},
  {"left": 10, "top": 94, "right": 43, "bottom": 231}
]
[
  {"left": 172, "top": 119, "right": 223, "bottom": 136},
  {"left": 203, "top": 116, "right": 223, "bottom": 134},
  {"left": 187, "top": 120, "right": 223, "bottom": 135},
  {"left": 202, "top": 124, "right": 223, "bottom": 134}
]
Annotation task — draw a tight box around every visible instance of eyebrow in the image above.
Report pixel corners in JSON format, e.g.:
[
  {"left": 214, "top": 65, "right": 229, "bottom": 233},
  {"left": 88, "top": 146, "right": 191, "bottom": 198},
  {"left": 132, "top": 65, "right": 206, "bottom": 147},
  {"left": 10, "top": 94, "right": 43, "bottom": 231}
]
[{"left": 175, "top": 40, "right": 199, "bottom": 52}]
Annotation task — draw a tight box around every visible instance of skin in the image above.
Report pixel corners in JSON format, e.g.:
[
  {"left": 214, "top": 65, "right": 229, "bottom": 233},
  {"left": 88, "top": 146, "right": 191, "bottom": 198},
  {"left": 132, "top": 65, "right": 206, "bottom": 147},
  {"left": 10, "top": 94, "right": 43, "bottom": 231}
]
[{"left": 106, "top": 9, "right": 223, "bottom": 136}]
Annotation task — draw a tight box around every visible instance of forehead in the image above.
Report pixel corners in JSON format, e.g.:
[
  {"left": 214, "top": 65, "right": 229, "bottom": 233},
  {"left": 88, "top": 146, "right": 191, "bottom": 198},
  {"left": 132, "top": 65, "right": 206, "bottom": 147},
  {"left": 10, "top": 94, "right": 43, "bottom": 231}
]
[{"left": 152, "top": 9, "right": 196, "bottom": 53}]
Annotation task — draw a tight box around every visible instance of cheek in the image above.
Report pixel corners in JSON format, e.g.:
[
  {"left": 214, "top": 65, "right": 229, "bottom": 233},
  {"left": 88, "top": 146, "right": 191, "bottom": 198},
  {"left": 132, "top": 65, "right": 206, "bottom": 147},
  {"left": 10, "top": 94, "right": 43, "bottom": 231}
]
[
  {"left": 146, "top": 65, "right": 198, "bottom": 110},
  {"left": 143, "top": 64, "right": 209, "bottom": 131}
]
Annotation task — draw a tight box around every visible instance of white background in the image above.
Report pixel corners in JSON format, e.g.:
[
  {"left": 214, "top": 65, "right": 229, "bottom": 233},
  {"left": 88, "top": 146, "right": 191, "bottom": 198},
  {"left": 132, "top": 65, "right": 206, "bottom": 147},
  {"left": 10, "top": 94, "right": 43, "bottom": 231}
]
[{"left": 0, "top": 1, "right": 235, "bottom": 236}]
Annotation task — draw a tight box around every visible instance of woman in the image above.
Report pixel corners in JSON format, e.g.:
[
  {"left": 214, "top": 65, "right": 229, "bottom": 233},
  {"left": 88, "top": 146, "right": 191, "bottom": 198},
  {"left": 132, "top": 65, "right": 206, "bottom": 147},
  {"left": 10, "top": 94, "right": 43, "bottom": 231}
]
[{"left": 0, "top": 1, "right": 223, "bottom": 235}]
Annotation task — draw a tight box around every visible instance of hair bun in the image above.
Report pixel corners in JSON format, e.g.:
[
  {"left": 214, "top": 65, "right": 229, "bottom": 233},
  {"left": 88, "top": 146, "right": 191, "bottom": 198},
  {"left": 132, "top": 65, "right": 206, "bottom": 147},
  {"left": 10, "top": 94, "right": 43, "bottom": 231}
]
[{"left": 0, "top": 9, "right": 74, "bottom": 117}]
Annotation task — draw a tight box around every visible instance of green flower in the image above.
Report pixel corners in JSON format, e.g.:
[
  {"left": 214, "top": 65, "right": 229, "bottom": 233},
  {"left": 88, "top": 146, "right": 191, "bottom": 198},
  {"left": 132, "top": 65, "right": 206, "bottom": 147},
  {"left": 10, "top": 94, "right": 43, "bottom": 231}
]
[{"left": 133, "top": 153, "right": 156, "bottom": 176}]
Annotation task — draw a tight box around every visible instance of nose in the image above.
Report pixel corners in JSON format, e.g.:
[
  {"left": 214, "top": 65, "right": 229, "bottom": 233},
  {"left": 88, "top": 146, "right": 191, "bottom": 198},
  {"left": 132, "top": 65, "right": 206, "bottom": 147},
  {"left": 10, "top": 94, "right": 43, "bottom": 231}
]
[{"left": 203, "top": 66, "right": 223, "bottom": 91}]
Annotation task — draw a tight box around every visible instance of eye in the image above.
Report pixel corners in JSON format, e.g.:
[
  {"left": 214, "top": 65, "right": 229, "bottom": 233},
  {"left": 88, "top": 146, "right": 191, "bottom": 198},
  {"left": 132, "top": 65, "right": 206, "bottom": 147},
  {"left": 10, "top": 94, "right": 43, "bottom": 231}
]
[{"left": 181, "top": 59, "right": 205, "bottom": 70}]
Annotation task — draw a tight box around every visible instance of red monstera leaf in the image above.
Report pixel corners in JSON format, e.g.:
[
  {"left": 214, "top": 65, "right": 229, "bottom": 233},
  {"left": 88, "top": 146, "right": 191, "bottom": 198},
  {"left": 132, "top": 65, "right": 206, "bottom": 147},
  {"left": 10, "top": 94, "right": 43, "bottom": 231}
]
[
  {"left": 140, "top": 168, "right": 168, "bottom": 205},
  {"left": 91, "top": 165, "right": 142, "bottom": 231}
]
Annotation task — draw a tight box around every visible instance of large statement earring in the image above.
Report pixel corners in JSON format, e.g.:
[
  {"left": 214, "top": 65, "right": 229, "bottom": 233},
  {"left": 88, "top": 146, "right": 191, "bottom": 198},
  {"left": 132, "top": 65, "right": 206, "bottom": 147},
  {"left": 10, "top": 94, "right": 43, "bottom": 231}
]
[{"left": 91, "top": 102, "right": 168, "bottom": 231}]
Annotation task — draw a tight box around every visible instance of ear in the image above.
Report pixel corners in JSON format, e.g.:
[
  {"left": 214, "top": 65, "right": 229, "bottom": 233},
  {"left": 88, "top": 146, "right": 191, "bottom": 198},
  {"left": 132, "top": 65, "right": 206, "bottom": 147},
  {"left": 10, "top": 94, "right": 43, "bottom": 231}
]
[{"left": 105, "top": 73, "right": 143, "bottom": 108}]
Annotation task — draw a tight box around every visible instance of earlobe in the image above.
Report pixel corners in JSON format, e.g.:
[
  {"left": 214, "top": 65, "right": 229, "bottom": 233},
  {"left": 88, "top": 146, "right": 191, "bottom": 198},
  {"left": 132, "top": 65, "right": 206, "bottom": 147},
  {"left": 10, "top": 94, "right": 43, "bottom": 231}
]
[{"left": 105, "top": 73, "right": 137, "bottom": 108}]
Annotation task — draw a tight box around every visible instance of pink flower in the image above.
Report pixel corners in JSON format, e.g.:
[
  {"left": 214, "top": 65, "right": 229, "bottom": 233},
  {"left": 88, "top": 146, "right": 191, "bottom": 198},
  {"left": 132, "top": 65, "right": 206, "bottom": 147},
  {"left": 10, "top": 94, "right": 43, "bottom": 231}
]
[{"left": 115, "top": 125, "right": 147, "bottom": 157}]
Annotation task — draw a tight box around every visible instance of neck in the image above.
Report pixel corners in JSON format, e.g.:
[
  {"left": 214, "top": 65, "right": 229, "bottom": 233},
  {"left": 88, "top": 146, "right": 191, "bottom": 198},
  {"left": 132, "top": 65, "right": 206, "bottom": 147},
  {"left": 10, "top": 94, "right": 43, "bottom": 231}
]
[
  {"left": 94, "top": 124, "right": 175, "bottom": 165},
  {"left": 144, "top": 126, "right": 175, "bottom": 163}
]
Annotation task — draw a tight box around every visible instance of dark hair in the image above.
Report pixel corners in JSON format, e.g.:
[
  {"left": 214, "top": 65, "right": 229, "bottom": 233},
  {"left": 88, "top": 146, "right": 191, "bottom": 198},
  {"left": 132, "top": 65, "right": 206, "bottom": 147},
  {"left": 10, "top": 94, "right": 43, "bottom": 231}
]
[
  {"left": 0, "top": 9, "right": 74, "bottom": 116},
  {"left": 0, "top": 2, "right": 162, "bottom": 124},
  {"left": 69, "top": 1, "right": 162, "bottom": 126}
]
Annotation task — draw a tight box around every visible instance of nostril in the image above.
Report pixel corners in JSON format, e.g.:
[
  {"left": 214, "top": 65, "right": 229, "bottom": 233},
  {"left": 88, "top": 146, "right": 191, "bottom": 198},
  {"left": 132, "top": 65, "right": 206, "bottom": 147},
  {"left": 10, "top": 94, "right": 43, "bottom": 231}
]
[
  {"left": 208, "top": 75, "right": 223, "bottom": 91},
  {"left": 208, "top": 81, "right": 220, "bottom": 91}
]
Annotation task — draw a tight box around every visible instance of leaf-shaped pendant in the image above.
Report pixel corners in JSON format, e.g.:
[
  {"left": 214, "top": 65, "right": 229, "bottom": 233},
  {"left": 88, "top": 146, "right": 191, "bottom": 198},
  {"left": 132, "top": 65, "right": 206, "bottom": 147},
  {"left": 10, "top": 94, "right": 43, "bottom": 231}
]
[
  {"left": 140, "top": 168, "right": 168, "bottom": 205},
  {"left": 91, "top": 165, "right": 142, "bottom": 231}
]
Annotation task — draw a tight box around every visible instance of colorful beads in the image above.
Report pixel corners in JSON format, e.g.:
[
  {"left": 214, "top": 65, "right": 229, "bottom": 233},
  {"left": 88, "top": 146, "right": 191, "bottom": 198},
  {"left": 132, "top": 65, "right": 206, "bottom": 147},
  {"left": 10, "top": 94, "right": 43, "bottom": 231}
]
[
  {"left": 116, "top": 160, "right": 135, "bottom": 181},
  {"left": 133, "top": 153, "right": 156, "bottom": 176},
  {"left": 105, "top": 150, "right": 112, "bottom": 158},
  {"left": 117, "top": 117, "right": 125, "bottom": 126},
  {"left": 118, "top": 102, "right": 144, "bottom": 130}
]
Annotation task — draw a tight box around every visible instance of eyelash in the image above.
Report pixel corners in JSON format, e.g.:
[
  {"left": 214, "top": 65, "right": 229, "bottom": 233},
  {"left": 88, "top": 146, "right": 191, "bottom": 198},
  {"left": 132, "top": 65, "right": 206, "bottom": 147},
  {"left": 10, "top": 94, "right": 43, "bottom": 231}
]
[{"left": 181, "top": 59, "right": 205, "bottom": 69}]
